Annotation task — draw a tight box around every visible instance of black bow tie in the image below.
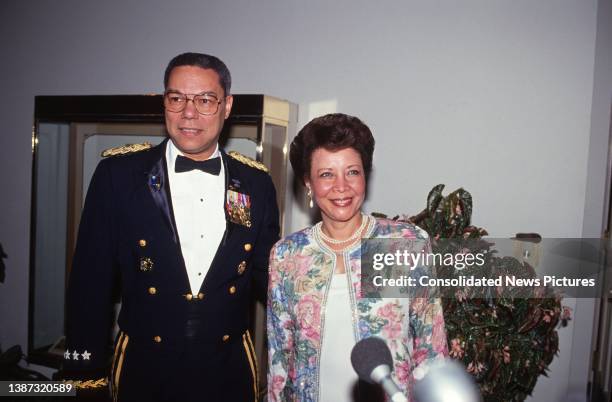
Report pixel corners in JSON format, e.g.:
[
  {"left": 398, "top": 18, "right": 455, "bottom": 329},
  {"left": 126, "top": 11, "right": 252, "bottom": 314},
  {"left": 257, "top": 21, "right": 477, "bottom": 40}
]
[{"left": 175, "top": 155, "right": 221, "bottom": 175}]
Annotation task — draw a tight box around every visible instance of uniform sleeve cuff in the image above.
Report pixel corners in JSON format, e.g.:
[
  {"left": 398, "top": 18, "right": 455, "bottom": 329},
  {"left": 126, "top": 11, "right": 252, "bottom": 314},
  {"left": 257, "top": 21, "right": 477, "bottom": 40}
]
[{"left": 63, "top": 377, "right": 109, "bottom": 389}]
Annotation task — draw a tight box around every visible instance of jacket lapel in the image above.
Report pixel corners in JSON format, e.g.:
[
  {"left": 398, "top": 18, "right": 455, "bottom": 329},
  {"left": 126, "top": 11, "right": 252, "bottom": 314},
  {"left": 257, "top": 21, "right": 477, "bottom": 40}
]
[
  {"left": 220, "top": 150, "right": 234, "bottom": 246},
  {"left": 144, "top": 139, "right": 179, "bottom": 244}
]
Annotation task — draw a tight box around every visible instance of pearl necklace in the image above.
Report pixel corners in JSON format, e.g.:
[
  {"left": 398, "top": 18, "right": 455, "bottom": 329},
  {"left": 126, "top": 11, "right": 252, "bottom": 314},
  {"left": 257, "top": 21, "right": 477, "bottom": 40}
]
[{"left": 315, "top": 214, "right": 369, "bottom": 245}]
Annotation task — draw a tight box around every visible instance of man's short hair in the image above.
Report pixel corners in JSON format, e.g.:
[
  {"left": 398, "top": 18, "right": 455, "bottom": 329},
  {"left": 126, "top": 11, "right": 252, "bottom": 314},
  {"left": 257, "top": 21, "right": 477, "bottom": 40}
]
[{"left": 164, "top": 52, "right": 232, "bottom": 96}]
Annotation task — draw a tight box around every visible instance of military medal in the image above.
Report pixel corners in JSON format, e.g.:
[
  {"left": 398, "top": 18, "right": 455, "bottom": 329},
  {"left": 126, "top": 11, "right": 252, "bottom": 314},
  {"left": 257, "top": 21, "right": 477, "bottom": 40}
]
[
  {"left": 139, "top": 257, "right": 154, "bottom": 272},
  {"left": 226, "top": 189, "right": 252, "bottom": 227}
]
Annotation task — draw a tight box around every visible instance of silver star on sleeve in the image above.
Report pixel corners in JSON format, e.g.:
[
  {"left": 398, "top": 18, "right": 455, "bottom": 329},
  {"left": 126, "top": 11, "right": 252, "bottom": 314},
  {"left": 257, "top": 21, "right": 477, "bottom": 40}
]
[
  {"left": 82, "top": 350, "right": 91, "bottom": 360},
  {"left": 64, "top": 350, "right": 71, "bottom": 360},
  {"left": 72, "top": 351, "right": 80, "bottom": 360}
]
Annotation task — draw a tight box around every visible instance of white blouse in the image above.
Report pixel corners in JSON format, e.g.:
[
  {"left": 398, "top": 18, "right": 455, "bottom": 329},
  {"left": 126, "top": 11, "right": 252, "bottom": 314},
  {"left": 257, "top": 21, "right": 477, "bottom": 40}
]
[{"left": 319, "top": 273, "right": 359, "bottom": 401}]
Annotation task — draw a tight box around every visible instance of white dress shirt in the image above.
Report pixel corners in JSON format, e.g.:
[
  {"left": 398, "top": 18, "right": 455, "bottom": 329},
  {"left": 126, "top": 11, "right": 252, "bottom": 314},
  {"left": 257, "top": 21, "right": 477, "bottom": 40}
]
[{"left": 166, "top": 141, "right": 226, "bottom": 295}]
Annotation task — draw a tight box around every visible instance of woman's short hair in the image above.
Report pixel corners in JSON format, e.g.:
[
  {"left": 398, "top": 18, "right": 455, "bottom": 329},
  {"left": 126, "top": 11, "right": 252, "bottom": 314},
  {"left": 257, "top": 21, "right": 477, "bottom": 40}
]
[{"left": 289, "top": 113, "right": 375, "bottom": 184}]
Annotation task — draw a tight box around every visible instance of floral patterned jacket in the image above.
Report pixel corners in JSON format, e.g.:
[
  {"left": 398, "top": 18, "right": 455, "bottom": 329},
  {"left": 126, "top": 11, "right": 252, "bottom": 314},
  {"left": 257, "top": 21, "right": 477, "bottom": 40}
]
[{"left": 267, "top": 217, "right": 448, "bottom": 402}]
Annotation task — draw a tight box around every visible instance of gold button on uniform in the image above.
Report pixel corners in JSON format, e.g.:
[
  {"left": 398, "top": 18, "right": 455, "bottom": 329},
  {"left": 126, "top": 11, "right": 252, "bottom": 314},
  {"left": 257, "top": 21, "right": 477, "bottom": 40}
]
[
  {"left": 153, "top": 336, "right": 162, "bottom": 343},
  {"left": 244, "top": 243, "right": 252, "bottom": 251},
  {"left": 197, "top": 292, "right": 205, "bottom": 300},
  {"left": 148, "top": 287, "right": 157, "bottom": 295},
  {"left": 237, "top": 261, "right": 246, "bottom": 275},
  {"left": 184, "top": 293, "right": 193, "bottom": 301},
  {"left": 229, "top": 286, "right": 236, "bottom": 294},
  {"left": 222, "top": 335, "right": 230, "bottom": 342},
  {"left": 139, "top": 239, "right": 147, "bottom": 247}
]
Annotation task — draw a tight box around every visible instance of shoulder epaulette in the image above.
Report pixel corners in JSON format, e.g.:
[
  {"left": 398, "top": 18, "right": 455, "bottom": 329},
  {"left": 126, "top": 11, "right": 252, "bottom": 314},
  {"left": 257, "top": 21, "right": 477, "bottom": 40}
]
[
  {"left": 228, "top": 151, "right": 269, "bottom": 173},
  {"left": 101, "top": 142, "right": 152, "bottom": 158}
]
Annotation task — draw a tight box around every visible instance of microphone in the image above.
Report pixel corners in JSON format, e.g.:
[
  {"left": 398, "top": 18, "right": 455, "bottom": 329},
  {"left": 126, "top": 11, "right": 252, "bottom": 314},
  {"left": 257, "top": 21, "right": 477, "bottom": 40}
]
[
  {"left": 413, "top": 359, "right": 481, "bottom": 402},
  {"left": 350, "top": 337, "right": 408, "bottom": 402}
]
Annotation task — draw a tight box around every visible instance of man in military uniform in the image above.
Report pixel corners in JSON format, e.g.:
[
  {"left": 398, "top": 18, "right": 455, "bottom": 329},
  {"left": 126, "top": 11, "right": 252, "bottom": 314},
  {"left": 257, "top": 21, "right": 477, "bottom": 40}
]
[{"left": 63, "top": 53, "right": 279, "bottom": 402}]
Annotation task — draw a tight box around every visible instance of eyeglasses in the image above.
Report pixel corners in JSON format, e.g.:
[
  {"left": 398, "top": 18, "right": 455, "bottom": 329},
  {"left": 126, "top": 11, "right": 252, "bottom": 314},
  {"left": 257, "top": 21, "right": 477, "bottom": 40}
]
[{"left": 164, "top": 91, "right": 225, "bottom": 115}]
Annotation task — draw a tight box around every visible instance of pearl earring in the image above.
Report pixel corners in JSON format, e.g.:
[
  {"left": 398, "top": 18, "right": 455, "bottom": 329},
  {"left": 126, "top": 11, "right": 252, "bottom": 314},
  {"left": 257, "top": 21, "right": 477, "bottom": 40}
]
[{"left": 307, "top": 187, "right": 314, "bottom": 209}]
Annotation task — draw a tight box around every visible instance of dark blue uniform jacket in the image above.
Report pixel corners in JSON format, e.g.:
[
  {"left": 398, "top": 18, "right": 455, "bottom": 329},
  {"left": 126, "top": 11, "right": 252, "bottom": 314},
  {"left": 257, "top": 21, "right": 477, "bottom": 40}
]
[{"left": 63, "top": 139, "right": 280, "bottom": 391}]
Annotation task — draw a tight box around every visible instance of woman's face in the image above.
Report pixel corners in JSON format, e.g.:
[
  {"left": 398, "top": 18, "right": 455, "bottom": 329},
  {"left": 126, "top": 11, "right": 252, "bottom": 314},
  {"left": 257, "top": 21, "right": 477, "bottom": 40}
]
[{"left": 306, "top": 147, "right": 366, "bottom": 224}]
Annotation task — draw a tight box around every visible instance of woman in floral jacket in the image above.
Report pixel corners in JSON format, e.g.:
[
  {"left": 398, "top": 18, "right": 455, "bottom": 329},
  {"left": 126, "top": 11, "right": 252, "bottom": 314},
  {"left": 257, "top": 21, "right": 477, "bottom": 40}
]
[{"left": 267, "top": 113, "right": 448, "bottom": 402}]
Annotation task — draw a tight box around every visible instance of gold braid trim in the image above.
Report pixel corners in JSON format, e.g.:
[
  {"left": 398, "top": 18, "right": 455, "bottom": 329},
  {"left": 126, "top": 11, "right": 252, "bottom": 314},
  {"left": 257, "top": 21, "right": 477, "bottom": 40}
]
[
  {"left": 242, "top": 333, "right": 258, "bottom": 402},
  {"left": 101, "top": 142, "right": 153, "bottom": 158},
  {"left": 64, "top": 377, "right": 109, "bottom": 389},
  {"left": 228, "top": 151, "right": 269, "bottom": 173}
]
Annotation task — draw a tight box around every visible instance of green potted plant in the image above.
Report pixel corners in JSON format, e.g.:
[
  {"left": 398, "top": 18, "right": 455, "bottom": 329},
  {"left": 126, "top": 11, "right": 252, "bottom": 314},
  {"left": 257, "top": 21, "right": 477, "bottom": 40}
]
[{"left": 375, "top": 184, "right": 571, "bottom": 402}]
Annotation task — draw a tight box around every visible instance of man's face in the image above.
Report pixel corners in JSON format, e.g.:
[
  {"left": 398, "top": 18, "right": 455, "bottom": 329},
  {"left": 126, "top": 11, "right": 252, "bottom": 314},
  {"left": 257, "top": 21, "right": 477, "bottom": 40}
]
[{"left": 164, "top": 65, "right": 233, "bottom": 161}]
